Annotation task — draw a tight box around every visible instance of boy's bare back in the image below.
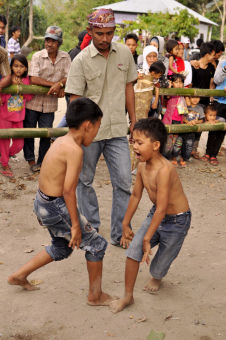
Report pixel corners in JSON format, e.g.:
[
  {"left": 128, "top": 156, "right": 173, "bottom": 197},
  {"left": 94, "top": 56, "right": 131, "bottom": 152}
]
[
  {"left": 39, "top": 134, "right": 83, "bottom": 197},
  {"left": 138, "top": 155, "right": 189, "bottom": 215}
]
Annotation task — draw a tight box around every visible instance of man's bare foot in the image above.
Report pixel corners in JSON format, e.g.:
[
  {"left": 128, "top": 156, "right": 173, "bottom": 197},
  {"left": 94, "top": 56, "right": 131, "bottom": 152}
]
[
  {"left": 87, "top": 292, "right": 116, "bottom": 306},
  {"left": 109, "top": 296, "right": 134, "bottom": 314},
  {"left": 7, "top": 275, "right": 40, "bottom": 291},
  {"left": 143, "top": 277, "right": 161, "bottom": 293}
]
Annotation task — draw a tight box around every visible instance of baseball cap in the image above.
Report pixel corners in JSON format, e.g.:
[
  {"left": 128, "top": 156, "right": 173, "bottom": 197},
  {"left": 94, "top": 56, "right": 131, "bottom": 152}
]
[
  {"left": 44, "top": 26, "right": 63, "bottom": 44},
  {"left": 184, "top": 37, "right": 190, "bottom": 44}
]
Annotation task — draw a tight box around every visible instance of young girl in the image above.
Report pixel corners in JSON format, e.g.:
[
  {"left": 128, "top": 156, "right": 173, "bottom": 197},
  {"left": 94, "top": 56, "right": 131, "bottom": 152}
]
[
  {"left": 0, "top": 55, "right": 33, "bottom": 178},
  {"left": 162, "top": 74, "right": 187, "bottom": 166},
  {"left": 176, "top": 42, "right": 192, "bottom": 87},
  {"left": 166, "top": 39, "right": 179, "bottom": 78}
]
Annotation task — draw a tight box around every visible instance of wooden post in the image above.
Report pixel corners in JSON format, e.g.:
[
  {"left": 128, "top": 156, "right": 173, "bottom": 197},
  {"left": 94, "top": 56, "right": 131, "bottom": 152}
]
[{"left": 130, "top": 75, "right": 154, "bottom": 170}]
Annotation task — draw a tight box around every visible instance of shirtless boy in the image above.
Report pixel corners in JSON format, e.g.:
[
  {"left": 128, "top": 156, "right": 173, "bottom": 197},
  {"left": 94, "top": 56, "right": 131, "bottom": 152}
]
[
  {"left": 110, "top": 118, "right": 191, "bottom": 313},
  {"left": 8, "top": 97, "right": 114, "bottom": 306}
]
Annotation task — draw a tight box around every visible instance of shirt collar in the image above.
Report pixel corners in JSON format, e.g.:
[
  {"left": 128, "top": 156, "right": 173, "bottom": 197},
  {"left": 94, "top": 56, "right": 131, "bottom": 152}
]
[{"left": 90, "top": 41, "right": 116, "bottom": 58}]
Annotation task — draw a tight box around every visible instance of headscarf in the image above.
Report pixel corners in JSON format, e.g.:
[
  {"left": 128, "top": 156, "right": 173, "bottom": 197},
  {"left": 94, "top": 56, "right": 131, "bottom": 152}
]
[
  {"left": 87, "top": 9, "right": 115, "bottom": 28},
  {"left": 142, "top": 46, "right": 158, "bottom": 70}
]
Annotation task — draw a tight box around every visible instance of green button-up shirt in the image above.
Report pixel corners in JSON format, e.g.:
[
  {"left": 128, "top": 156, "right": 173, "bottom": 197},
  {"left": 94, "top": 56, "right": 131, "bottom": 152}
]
[{"left": 65, "top": 41, "right": 137, "bottom": 142}]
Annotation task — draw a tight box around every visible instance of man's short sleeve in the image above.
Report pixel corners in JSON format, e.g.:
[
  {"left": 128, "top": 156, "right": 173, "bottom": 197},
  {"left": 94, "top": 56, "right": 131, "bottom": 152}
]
[
  {"left": 126, "top": 48, "right": 138, "bottom": 83},
  {"left": 0, "top": 46, "right": 11, "bottom": 76},
  {"left": 62, "top": 54, "right": 71, "bottom": 78},
  {"left": 65, "top": 57, "right": 86, "bottom": 96},
  {"left": 28, "top": 52, "right": 41, "bottom": 77}
]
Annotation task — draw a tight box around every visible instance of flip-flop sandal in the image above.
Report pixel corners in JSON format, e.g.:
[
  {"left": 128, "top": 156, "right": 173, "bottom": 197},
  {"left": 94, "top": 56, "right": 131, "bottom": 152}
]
[
  {"left": 200, "top": 154, "right": 210, "bottom": 162},
  {"left": 171, "top": 160, "right": 178, "bottom": 167},
  {"left": 191, "top": 152, "right": 200, "bottom": 159},
  {"left": 179, "top": 161, "right": 187, "bottom": 168},
  {"left": 0, "top": 170, "right": 14, "bottom": 178},
  {"left": 30, "top": 164, "right": 41, "bottom": 172},
  {"left": 209, "top": 157, "right": 218, "bottom": 166}
]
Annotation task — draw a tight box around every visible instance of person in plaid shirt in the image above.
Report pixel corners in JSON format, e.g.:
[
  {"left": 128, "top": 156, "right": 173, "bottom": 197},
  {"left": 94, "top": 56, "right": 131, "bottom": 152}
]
[{"left": 23, "top": 26, "right": 71, "bottom": 172}]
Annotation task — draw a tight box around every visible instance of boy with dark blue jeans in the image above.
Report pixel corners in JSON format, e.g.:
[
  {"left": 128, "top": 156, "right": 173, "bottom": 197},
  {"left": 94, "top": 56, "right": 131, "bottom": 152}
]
[
  {"left": 8, "top": 98, "right": 114, "bottom": 306},
  {"left": 110, "top": 118, "right": 191, "bottom": 313}
]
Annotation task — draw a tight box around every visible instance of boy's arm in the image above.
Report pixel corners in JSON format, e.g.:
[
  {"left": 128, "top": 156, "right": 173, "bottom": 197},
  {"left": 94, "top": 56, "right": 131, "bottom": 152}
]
[
  {"left": 210, "top": 77, "right": 215, "bottom": 102},
  {"left": 121, "top": 165, "right": 144, "bottom": 248},
  {"left": 152, "top": 87, "right": 159, "bottom": 109},
  {"left": 142, "top": 167, "right": 170, "bottom": 264},
  {"left": 63, "top": 147, "right": 83, "bottom": 250}
]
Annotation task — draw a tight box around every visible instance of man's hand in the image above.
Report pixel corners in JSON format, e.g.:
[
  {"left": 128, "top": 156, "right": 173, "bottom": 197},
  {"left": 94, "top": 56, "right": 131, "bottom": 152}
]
[
  {"left": 47, "top": 82, "right": 61, "bottom": 96},
  {"left": 190, "top": 60, "right": 199, "bottom": 69},
  {"left": 152, "top": 102, "right": 158, "bottom": 110},
  {"left": 141, "top": 239, "right": 152, "bottom": 265},
  {"left": 68, "top": 226, "right": 82, "bottom": 250},
  {"left": 57, "top": 88, "right": 65, "bottom": 98},
  {"left": 120, "top": 226, "right": 134, "bottom": 248}
]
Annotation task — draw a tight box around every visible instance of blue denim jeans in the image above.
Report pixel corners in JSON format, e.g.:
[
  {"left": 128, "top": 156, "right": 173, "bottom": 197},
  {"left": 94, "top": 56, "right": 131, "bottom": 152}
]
[
  {"left": 181, "top": 133, "right": 195, "bottom": 161},
  {"left": 34, "top": 190, "right": 108, "bottom": 262},
  {"left": 126, "top": 206, "right": 191, "bottom": 279},
  {"left": 23, "top": 108, "right": 54, "bottom": 164},
  {"left": 77, "top": 137, "right": 132, "bottom": 245}
]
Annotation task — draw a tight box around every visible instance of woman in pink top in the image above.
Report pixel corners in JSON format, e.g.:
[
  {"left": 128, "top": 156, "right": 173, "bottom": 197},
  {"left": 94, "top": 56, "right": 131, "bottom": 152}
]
[{"left": 0, "top": 55, "right": 33, "bottom": 178}]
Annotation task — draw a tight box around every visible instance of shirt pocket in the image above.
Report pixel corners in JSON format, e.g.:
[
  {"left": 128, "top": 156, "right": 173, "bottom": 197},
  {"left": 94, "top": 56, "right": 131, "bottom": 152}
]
[
  {"left": 117, "top": 64, "right": 128, "bottom": 84},
  {"left": 85, "top": 69, "right": 102, "bottom": 95}
]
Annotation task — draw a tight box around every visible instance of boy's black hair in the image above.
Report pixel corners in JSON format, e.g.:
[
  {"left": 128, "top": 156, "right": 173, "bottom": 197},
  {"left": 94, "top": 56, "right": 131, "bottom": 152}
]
[
  {"left": 211, "top": 40, "right": 224, "bottom": 53},
  {"left": 196, "top": 38, "right": 203, "bottom": 48},
  {"left": 66, "top": 97, "right": 103, "bottom": 129},
  {"left": 134, "top": 118, "right": 167, "bottom": 154},
  {"left": 165, "top": 39, "right": 178, "bottom": 54},
  {"left": 0, "top": 15, "right": 7, "bottom": 26},
  {"left": 10, "top": 55, "right": 28, "bottom": 78},
  {"left": 204, "top": 104, "right": 217, "bottom": 114},
  {"left": 200, "top": 42, "right": 215, "bottom": 58},
  {"left": 170, "top": 73, "right": 185, "bottom": 83},
  {"left": 149, "top": 61, "right": 166, "bottom": 75},
  {"left": 124, "top": 33, "right": 138, "bottom": 43},
  {"left": 10, "top": 26, "right": 21, "bottom": 35}
]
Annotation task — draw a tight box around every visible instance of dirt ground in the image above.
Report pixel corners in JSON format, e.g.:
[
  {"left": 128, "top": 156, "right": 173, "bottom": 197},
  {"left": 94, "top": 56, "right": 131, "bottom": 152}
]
[{"left": 0, "top": 99, "right": 226, "bottom": 340}]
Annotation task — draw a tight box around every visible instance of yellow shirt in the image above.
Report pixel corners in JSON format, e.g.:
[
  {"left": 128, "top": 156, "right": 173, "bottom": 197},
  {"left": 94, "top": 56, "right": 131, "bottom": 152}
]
[{"left": 65, "top": 41, "right": 137, "bottom": 141}]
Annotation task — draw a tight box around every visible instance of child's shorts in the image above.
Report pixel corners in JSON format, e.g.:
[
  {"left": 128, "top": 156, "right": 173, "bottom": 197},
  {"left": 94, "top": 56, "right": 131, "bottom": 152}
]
[
  {"left": 34, "top": 190, "right": 108, "bottom": 262},
  {"left": 126, "top": 206, "right": 191, "bottom": 279}
]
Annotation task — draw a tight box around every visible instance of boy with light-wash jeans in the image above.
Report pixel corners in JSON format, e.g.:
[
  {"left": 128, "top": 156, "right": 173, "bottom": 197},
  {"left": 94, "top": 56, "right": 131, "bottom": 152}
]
[
  {"left": 8, "top": 98, "right": 114, "bottom": 307},
  {"left": 109, "top": 118, "right": 191, "bottom": 313}
]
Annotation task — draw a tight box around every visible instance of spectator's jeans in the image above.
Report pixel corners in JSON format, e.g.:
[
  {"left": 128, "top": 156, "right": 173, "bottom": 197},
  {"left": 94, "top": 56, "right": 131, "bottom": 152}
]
[
  {"left": 181, "top": 133, "right": 195, "bottom": 161},
  {"left": 206, "top": 131, "right": 226, "bottom": 157},
  {"left": 77, "top": 137, "right": 132, "bottom": 244},
  {"left": 23, "top": 108, "right": 54, "bottom": 164}
]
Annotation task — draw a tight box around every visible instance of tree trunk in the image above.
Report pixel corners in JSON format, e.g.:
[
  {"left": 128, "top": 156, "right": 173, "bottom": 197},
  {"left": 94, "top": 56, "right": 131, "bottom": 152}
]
[
  {"left": 5, "top": 2, "right": 9, "bottom": 49},
  {"left": 23, "top": 0, "right": 33, "bottom": 46}
]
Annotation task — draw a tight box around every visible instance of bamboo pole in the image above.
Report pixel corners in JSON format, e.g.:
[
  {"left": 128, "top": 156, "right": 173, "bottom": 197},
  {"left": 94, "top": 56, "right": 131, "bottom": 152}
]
[
  {"left": 0, "top": 124, "right": 225, "bottom": 139},
  {"left": 2, "top": 85, "right": 226, "bottom": 97}
]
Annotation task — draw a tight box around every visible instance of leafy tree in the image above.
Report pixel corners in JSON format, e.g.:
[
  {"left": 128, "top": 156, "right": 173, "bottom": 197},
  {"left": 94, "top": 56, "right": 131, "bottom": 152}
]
[{"left": 116, "top": 8, "right": 199, "bottom": 42}]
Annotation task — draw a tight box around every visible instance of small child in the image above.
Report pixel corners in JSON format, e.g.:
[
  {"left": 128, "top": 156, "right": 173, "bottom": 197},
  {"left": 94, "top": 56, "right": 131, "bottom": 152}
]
[
  {"left": 180, "top": 96, "right": 205, "bottom": 167},
  {"left": 162, "top": 74, "right": 186, "bottom": 166},
  {"left": 200, "top": 104, "right": 226, "bottom": 165},
  {"left": 148, "top": 61, "right": 166, "bottom": 117},
  {"left": 109, "top": 118, "right": 191, "bottom": 313},
  {"left": 8, "top": 98, "right": 114, "bottom": 306},
  {"left": 0, "top": 55, "right": 33, "bottom": 178},
  {"left": 124, "top": 33, "right": 139, "bottom": 65},
  {"left": 166, "top": 39, "right": 179, "bottom": 78}
]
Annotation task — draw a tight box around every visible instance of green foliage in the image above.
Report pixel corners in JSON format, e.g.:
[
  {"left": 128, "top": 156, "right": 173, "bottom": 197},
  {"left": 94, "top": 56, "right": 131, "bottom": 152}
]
[
  {"left": 172, "top": 8, "right": 199, "bottom": 39},
  {"left": 117, "top": 8, "right": 199, "bottom": 40},
  {"left": 0, "top": 0, "right": 47, "bottom": 49}
]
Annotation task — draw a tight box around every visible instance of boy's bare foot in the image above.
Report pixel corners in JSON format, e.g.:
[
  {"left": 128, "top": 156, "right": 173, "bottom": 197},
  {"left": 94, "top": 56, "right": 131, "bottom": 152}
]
[
  {"left": 7, "top": 275, "right": 40, "bottom": 291},
  {"left": 87, "top": 292, "right": 116, "bottom": 306},
  {"left": 143, "top": 277, "right": 162, "bottom": 293},
  {"left": 109, "top": 296, "right": 134, "bottom": 313}
]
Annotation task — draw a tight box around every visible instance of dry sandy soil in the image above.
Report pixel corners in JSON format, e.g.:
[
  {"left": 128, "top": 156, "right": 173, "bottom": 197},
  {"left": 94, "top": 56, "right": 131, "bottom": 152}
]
[{"left": 0, "top": 99, "right": 226, "bottom": 340}]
